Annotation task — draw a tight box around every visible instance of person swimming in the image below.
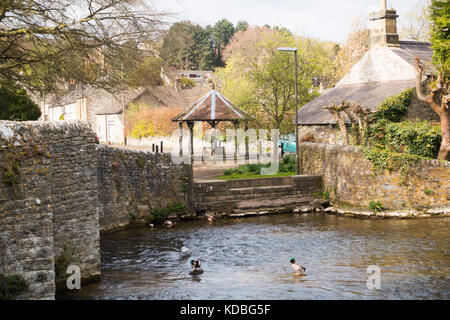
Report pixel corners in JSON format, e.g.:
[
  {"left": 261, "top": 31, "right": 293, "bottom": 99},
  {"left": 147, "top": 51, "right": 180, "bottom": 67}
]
[
  {"left": 190, "top": 259, "right": 204, "bottom": 275},
  {"left": 290, "top": 258, "right": 306, "bottom": 276}
]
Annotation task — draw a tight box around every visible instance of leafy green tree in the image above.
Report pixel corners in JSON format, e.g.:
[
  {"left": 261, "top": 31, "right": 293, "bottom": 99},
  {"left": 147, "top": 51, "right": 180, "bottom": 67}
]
[
  {"left": 0, "top": 80, "right": 41, "bottom": 121},
  {"left": 125, "top": 56, "right": 163, "bottom": 88},
  {"left": 217, "top": 29, "right": 335, "bottom": 133},
  {"left": 430, "top": 0, "right": 450, "bottom": 78},
  {"left": 161, "top": 21, "right": 214, "bottom": 70},
  {"left": 415, "top": 0, "right": 450, "bottom": 160},
  {"left": 207, "top": 19, "right": 236, "bottom": 67},
  {"left": 235, "top": 20, "right": 249, "bottom": 32}
]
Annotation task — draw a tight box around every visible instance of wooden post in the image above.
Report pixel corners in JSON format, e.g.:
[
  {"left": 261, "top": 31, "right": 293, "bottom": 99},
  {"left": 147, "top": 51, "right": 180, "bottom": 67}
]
[
  {"left": 187, "top": 121, "right": 194, "bottom": 159},
  {"left": 244, "top": 120, "right": 249, "bottom": 164},
  {"left": 185, "top": 121, "right": 196, "bottom": 217},
  {"left": 179, "top": 122, "right": 183, "bottom": 158},
  {"left": 211, "top": 121, "right": 216, "bottom": 159},
  {"left": 234, "top": 120, "right": 238, "bottom": 163}
]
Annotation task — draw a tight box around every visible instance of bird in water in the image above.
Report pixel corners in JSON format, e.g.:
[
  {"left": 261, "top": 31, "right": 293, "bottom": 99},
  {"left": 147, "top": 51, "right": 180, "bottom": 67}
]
[
  {"left": 190, "top": 259, "right": 204, "bottom": 275},
  {"left": 290, "top": 258, "right": 306, "bottom": 277},
  {"left": 207, "top": 215, "right": 215, "bottom": 222},
  {"left": 164, "top": 220, "right": 175, "bottom": 228}
]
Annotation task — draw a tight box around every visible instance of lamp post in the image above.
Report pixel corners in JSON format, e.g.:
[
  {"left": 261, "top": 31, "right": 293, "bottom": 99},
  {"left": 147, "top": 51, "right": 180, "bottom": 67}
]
[{"left": 278, "top": 47, "right": 300, "bottom": 175}]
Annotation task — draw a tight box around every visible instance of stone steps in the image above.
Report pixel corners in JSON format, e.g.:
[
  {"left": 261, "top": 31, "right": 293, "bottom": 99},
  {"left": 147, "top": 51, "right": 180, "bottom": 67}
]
[
  {"left": 195, "top": 195, "right": 315, "bottom": 216},
  {"left": 193, "top": 175, "right": 323, "bottom": 213},
  {"left": 227, "top": 184, "right": 294, "bottom": 195},
  {"left": 195, "top": 188, "right": 307, "bottom": 203},
  {"left": 235, "top": 195, "right": 314, "bottom": 210}
]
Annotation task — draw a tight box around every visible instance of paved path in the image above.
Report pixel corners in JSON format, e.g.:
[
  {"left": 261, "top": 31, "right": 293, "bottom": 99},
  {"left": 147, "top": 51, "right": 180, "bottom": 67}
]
[
  {"left": 194, "top": 162, "right": 241, "bottom": 181},
  {"left": 110, "top": 143, "right": 242, "bottom": 181}
]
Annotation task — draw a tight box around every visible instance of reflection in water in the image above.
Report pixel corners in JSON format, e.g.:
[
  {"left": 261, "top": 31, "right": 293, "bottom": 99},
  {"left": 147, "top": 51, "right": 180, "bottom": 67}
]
[{"left": 58, "top": 215, "right": 450, "bottom": 300}]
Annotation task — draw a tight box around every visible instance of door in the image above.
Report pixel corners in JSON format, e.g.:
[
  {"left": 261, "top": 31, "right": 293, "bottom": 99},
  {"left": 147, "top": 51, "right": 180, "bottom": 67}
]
[{"left": 108, "top": 120, "right": 115, "bottom": 144}]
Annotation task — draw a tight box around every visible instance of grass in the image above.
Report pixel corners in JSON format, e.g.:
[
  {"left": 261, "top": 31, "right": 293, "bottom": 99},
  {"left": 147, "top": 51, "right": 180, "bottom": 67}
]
[
  {"left": 216, "top": 171, "right": 296, "bottom": 180},
  {"left": 216, "top": 155, "right": 297, "bottom": 180}
]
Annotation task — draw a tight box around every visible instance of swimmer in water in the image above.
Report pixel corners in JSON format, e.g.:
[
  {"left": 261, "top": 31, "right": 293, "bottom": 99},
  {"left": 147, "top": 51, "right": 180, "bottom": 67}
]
[
  {"left": 290, "top": 258, "right": 306, "bottom": 277},
  {"left": 190, "top": 259, "right": 204, "bottom": 275}
]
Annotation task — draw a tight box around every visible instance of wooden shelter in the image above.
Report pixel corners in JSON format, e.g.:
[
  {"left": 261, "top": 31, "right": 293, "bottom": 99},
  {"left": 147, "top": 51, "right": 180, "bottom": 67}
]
[{"left": 172, "top": 88, "right": 252, "bottom": 160}]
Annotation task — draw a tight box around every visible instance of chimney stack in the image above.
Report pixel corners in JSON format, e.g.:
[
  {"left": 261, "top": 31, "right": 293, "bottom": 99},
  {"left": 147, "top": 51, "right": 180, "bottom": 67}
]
[{"left": 369, "top": 1, "right": 400, "bottom": 48}]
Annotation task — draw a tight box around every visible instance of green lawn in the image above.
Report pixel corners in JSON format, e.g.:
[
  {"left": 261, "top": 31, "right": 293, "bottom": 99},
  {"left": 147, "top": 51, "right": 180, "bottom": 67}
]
[
  {"left": 215, "top": 171, "right": 296, "bottom": 180},
  {"left": 215, "top": 156, "right": 297, "bottom": 180}
]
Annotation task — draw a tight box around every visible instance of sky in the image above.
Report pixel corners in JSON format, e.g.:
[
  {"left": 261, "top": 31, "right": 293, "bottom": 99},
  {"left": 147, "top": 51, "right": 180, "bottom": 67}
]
[{"left": 152, "top": 0, "right": 422, "bottom": 44}]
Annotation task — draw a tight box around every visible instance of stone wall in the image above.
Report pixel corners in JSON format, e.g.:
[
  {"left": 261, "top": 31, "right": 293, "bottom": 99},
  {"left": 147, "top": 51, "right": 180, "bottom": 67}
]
[
  {"left": 405, "top": 91, "right": 440, "bottom": 122},
  {"left": 300, "top": 143, "right": 450, "bottom": 210},
  {"left": 97, "top": 145, "right": 189, "bottom": 232},
  {"left": 194, "top": 175, "right": 323, "bottom": 214},
  {"left": 298, "top": 124, "right": 344, "bottom": 145},
  {"left": 0, "top": 121, "right": 100, "bottom": 300}
]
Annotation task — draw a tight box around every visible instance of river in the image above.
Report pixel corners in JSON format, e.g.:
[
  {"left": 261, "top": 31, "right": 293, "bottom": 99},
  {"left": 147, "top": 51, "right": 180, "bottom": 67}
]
[{"left": 57, "top": 214, "right": 450, "bottom": 300}]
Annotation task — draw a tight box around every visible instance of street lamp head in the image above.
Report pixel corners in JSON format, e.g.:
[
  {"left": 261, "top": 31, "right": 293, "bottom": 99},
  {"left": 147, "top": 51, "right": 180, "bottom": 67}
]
[{"left": 277, "top": 47, "right": 298, "bottom": 52}]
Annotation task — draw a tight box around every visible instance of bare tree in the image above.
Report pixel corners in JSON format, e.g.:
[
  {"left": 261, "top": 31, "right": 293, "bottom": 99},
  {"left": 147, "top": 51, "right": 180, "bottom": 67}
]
[
  {"left": 0, "top": 0, "right": 169, "bottom": 93},
  {"left": 399, "top": 0, "right": 432, "bottom": 42},
  {"left": 323, "top": 101, "right": 349, "bottom": 145},
  {"left": 416, "top": 58, "right": 450, "bottom": 160},
  {"left": 323, "top": 100, "right": 373, "bottom": 146},
  {"left": 349, "top": 102, "right": 373, "bottom": 146}
]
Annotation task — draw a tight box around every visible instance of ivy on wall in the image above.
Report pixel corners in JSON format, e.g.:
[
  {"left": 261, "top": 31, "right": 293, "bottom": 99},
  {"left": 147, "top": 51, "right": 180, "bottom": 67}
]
[
  {"left": 374, "top": 88, "right": 414, "bottom": 122},
  {"left": 368, "top": 120, "right": 442, "bottom": 158},
  {"left": 362, "top": 88, "right": 443, "bottom": 174}
]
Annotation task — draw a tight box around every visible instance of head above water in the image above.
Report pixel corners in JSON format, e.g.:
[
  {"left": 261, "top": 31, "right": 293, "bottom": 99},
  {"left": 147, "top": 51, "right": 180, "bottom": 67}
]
[
  {"left": 191, "top": 259, "right": 200, "bottom": 268},
  {"left": 290, "top": 258, "right": 296, "bottom": 264}
]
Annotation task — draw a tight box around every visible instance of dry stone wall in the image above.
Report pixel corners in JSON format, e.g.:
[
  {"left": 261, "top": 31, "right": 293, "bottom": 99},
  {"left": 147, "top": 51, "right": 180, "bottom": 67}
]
[
  {"left": 97, "top": 145, "right": 189, "bottom": 232},
  {"left": 300, "top": 143, "right": 450, "bottom": 210},
  {"left": 0, "top": 121, "right": 100, "bottom": 300},
  {"left": 0, "top": 120, "right": 190, "bottom": 299}
]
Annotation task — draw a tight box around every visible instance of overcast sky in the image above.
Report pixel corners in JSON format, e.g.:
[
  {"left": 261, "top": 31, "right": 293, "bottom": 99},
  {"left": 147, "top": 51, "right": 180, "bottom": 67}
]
[{"left": 152, "top": 0, "right": 422, "bottom": 43}]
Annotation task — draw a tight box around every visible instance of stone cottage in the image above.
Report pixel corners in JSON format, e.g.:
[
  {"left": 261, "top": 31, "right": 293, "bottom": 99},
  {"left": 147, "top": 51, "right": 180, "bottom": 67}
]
[
  {"left": 38, "top": 85, "right": 209, "bottom": 144},
  {"left": 39, "top": 86, "right": 145, "bottom": 144},
  {"left": 296, "top": 2, "right": 439, "bottom": 144}
]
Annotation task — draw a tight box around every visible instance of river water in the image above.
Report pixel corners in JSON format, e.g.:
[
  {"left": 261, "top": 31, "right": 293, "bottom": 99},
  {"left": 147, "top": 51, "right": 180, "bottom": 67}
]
[{"left": 58, "top": 214, "right": 450, "bottom": 300}]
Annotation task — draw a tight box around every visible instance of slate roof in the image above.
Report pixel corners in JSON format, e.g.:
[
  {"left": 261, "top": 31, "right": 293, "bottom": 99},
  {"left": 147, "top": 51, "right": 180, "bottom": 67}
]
[
  {"left": 172, "top": 89, "right": 251, "bottom": 122},
  {"left": 297, "top": 40, "right": 433, "bottom": 125},
  {"left": 297, "top": 80, "right": 416, "bottom": 125},
  {"left": 393, "top": 41, "right": 433, "bottom": 70}
]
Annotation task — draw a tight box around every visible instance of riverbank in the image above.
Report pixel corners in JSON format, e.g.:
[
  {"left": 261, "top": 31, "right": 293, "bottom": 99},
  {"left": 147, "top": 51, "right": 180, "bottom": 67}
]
[{"left": 100, "top": 197, "right": 450, "bottom": 235}]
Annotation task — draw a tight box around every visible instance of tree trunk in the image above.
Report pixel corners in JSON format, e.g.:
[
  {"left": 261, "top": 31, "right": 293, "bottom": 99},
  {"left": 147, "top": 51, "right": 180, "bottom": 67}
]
[
  {"left": 415, "top": 59, "right": 449, "bottom": 161},
  {"left": 438, "top": 107, "right": 450, "bottom": 160},
  {"left": 334, "top": 110, "right": 349, "bottom": 145},
  {"left": 343, "top": 108, "right": 360, "bottom": 145}
]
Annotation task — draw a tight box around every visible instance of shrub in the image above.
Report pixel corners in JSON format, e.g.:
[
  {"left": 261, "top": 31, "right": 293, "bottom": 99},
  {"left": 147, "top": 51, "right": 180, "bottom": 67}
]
[
  {"left": 180, "top": 77, "right": 196, "bottom": 88},
  {"left": 384, "top": 121, "right": 442, "bottom": 158},
  {"left": 368, "top": 200, "right": 385, "bottom": 212},
  {"left": 367, "top": 120, "right": 442, "bottom": 159},
  {"left": 0, "top": 275, "right": 28, "bottom": 300},
  {"left": 375, "top": 88, "right": 413, "bottom": 122},
  {"left": 55, "top": 245, "right": 79, "bottom": 280},
  {"left": 151, "top": 202, "right": 185, "bottom": 222}
]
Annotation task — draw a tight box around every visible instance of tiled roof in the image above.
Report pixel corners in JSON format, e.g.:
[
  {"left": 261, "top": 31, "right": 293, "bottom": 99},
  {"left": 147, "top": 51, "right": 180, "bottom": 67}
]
[{"left": 172, "top": 89, "right": 250, "bottom": 122}]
